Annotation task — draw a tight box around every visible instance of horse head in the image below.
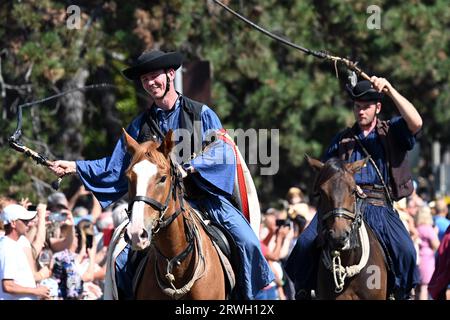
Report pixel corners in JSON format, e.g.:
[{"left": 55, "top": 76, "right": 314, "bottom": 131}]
[
  {"left": 306, "top": 155, "right": 367, "bottom": 251},
  {"left": 122, "top": 128, "right": 175, "bottom": 250}
]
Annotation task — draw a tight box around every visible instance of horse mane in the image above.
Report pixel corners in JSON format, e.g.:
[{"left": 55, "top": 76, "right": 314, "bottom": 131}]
[{"left": 313, "top": 158, "right": 349, "bottom": 195}]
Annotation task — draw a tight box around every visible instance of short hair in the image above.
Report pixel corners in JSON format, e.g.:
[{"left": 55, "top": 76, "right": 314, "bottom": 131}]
[
  {"left": 435, "top": 198, "right": 448, "bottom": 214},
  {"left": 415, "top": 206, "right": 433, "bottom": 226},
  {"left": 286, "top": 187, "right": 304, "bottom": 202}
]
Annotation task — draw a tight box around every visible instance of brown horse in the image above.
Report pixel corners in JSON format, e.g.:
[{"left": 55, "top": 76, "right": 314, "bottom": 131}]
[
  {"left": 307, "top": 156, "right": 388, "bottom": 300},
  {"left": 122, "top": 129, "right": 226, "bottom": 299}
]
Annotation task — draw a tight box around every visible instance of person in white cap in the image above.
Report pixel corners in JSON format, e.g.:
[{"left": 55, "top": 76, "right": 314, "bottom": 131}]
[{"left": 0, "top": 204, "right": 50, "bottom": 300}]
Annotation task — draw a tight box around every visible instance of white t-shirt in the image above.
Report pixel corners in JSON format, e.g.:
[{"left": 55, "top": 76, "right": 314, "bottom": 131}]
[{"left": 0, "top": 236, "right": 37, "bottom": 300}]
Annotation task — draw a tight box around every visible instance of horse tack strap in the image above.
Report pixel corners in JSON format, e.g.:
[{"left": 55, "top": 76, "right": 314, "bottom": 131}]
[
  {"left": 154, "top": 210, "right": 207, "bottom": 299},
  {"left": 157, "top": 208, "right": 184, "bottom": 230},
  {"left": 129, "top": 176, "right": 174, "bottom": 224},
  {"left": 352, "top": 133, "right": 393, "bottom": 206},
  {"left": 131, "top": 195, "right": 168, "bottom": 212},
  {"left": 322, "top": 208, "right": 356, "bottom": 221},
  {"left": 154, "top": 234, "right": 195, "bottom": 274}
]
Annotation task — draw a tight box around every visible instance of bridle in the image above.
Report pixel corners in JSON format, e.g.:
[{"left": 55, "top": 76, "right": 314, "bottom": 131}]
[
  {"left": 126, "top": 158, "right": 207, "bottom": 299},
  {"left": 318, "top": 179, "right": 370, "bottom": 293},
  {"left": 318, "top": 182, "right": 368, "bottom": 244},
  {"left": 320, "top": 186, "right": 367, "bottom": 230},
  {"left": 126, "top": 160, "right": 186, "bottom": 234}
]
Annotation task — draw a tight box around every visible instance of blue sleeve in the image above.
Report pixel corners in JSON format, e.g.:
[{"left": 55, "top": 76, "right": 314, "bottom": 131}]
[
  {"left": 199, "top": 105, "right": 223, "bottom": 139},
  {"left": 190, "top": 105, "right": 236, "bottom": 196},
  {"left": 389, "top": 116, "right": 416, "bottom": 151},
  {"left": 75, "top": 114, "right": 144, "bottom": 208},
  {"left": 191, "top": 139, "right": 236, "bottom": 196}
]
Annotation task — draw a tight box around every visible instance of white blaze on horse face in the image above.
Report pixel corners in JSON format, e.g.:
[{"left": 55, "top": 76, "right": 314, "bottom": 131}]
[{"left": 129, "top": 159, "right": 157, "bottom": 249}]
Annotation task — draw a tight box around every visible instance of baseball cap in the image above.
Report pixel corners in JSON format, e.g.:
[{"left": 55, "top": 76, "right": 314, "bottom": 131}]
[{"left": 1, "top": 204, "right": 37, "bottom": 225}]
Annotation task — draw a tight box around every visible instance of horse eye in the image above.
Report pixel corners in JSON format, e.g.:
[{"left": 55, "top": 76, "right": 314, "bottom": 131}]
[{"left": 159, "top": 176, "right": 167, "bottom": 183}]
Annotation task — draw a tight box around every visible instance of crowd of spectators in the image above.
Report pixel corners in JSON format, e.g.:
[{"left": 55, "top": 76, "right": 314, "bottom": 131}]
[{"left": 0, "top": 185, "right": 128, "bottom": 300}]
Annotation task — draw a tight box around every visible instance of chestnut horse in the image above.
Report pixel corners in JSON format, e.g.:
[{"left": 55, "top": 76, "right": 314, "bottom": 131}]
[
  {"left": 122, "top": 129, "right": 226, "bottom": 299},
  {"left": 307, "top": 156, "right": 388, "bottom": 299}
]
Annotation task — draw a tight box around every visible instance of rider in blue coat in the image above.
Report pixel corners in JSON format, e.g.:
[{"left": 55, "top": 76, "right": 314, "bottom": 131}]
[
  {"left": 286, "top": 77, "right": 422, "bottom": 299},
  {"left": 50, "top": 50, "right": 273, "bottom": 299}
]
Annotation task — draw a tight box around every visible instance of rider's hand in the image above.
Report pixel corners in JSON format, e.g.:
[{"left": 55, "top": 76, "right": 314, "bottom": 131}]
[
  {"left": 49, "top": 160, "right": 77, "bottom": 177},
  {"left": 370, "top": 76, "right": 393, "bottom": 95},
  {"left": 178, "top": 163, "right": 196, "bottom": 178},
  {"left": 182, "top": 163, "right": 196, "bottom": 175}
]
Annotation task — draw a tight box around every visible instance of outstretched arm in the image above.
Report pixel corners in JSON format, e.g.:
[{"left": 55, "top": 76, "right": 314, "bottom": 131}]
[
  {"left": 47, "top": 113, "right": 144, "bottom": 209},
  {"left": 371, "top": 76, "right": 423, "bottom": 135},
  {"left": 48, "top": 160, "right": 77, "bottom": 177}
]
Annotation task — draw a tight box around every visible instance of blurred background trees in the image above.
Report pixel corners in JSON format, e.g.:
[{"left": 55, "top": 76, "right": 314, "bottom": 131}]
[{"left": 0, "top": 0, "right": 448, "bottom": 207}]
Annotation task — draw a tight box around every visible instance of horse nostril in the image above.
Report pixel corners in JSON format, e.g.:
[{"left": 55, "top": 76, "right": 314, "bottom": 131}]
[{"left": 140, "top": 229, "right": 148, "bottom": 240}]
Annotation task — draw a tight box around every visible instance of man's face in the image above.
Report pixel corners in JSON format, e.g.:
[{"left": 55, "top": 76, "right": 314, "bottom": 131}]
[
  {"left": 353, "top": 100, "right": 381, "bottom": 128},
  {"left": 263, "top": 213, "right": 277, "bottom": 231},
  {"left": 140, "top": 70, "right": 169, "bottom": 99},
  {"left": 14, "top": 219, "right": 31, "bottom": 236}
]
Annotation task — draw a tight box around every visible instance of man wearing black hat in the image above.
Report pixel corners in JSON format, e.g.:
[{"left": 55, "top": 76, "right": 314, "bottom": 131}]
[
  {"left": 49, "top": 50, "right": 273, "bottom": 300},
  {"left": 286, "top": 76, "right": 423, "bottom": 299}
]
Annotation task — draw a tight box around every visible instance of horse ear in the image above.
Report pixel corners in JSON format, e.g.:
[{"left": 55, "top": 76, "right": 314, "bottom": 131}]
[
  {"left": 346, "top": 157, "right": 368, "bottom": 174},
  {"left": 122, "top": 128, "right": 139, "bottom": 155},
  {"left": 158, "top": 129, "right": 174, "bottom": 158},
  {"left": 305, "top": 154, "right": 324, "bottom": 171}
]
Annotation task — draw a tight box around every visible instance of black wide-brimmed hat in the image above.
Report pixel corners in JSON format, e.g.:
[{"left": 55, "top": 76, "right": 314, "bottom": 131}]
[
  {"left": 122, "top": 50, "right": 183, "bottom": 80},
  {"left": 345, "top": 80, "right": 384, "bottom": 102}
]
